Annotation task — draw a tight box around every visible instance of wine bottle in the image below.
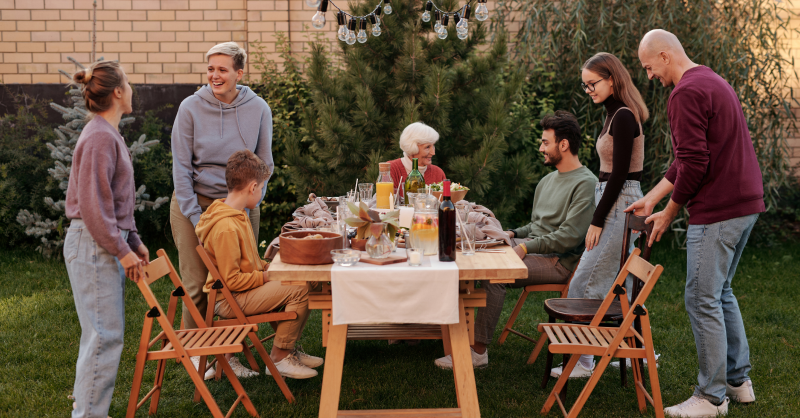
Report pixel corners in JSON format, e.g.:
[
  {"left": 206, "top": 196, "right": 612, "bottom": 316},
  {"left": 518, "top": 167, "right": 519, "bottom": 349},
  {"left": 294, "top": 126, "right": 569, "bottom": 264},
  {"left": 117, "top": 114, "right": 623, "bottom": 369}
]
[
  {"left": 438, "top": 179, "right": 456, "bottom": 262},
  {"left": 404, "top": 158, "right": 425, "bottom": 204}
]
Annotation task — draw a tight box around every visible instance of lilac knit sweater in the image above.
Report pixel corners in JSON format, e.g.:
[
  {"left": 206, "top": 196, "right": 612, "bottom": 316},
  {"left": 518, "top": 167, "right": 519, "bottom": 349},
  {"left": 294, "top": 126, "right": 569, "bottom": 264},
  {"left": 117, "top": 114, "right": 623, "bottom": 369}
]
[{"left": 65, "top": 116, "right": 143, "bottom": 258}]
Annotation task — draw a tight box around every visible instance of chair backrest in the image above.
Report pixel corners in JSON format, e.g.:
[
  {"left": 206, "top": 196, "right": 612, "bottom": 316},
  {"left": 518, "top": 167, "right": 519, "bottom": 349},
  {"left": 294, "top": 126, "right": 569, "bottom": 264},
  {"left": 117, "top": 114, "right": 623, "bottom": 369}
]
[
  {"left": 195, "top": 245, "right": 252, "bottom": 326},
  {"left": 138, "top": 249, "right": 208, "bottom": 332},
  {"left": 620, "top": 212, "right": 654, "bottom": 268},
  {"left": 589, "top": 248, "right": 663, "bottom": 328}
]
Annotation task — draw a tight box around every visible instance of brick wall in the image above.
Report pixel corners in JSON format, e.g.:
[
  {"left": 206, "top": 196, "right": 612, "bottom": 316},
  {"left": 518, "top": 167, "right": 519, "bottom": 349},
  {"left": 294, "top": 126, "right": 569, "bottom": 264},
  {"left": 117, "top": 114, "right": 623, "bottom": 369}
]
[{"left": 0, "top": 0, "right": 342, "bottom": 84}]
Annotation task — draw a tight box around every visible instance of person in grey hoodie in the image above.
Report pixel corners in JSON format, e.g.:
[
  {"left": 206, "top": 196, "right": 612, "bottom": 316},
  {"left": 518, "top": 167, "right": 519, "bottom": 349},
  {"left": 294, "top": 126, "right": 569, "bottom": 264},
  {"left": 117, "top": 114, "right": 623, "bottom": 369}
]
[{"left": 170, "top": 41, "right": 274, "bottom": 348}]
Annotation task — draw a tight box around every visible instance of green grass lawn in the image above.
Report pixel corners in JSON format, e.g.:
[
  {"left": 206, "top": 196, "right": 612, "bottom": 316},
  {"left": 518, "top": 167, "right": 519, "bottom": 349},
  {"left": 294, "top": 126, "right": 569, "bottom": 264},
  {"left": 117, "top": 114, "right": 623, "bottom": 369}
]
[{"left": 1, "top": 239, "right": 799, "bottom": 417}]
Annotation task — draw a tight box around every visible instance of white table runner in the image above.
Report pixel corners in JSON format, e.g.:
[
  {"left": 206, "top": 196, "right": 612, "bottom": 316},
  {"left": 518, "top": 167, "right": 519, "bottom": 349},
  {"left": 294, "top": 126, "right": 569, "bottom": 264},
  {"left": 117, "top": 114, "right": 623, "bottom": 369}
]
[{"left": 331, "top": 249, "right": 460, "bottom": 326}]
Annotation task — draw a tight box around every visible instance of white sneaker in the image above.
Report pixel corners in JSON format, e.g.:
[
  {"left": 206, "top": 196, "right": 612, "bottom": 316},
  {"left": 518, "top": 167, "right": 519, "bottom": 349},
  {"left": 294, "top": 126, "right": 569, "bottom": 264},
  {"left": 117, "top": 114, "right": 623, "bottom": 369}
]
[
  {"left": 550, "top": 360, "right": 594, "bottom": 378},
  {"left": 664, "top": 395, "right": 729, "bottom": 418},
  {"left": 268, "top": 353, "right": 318, "bottom": 379},
  {"left": 225, "top": 356, "right": 259, "bottom": 378},
  {"left": 190, "top": 356, "right": 217, "bottom": 380},
  {"left": 610, "top": 354, "right": 661, "bottom": 369},
  {"left": 726, "top": 380, "right": 755, "bottom": 403},
  {"left": 293, "top": 345, "right": 324, "bottom": 368},
  {"left": 434, "top": 348, "right": 488, "bottom": 370}
]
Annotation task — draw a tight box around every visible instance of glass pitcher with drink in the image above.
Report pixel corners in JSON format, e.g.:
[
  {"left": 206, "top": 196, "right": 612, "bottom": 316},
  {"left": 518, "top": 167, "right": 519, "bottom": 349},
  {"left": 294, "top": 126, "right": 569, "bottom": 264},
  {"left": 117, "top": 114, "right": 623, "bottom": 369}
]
[{"left": 376, "top": 162, "right": 394, "bottom": 209}]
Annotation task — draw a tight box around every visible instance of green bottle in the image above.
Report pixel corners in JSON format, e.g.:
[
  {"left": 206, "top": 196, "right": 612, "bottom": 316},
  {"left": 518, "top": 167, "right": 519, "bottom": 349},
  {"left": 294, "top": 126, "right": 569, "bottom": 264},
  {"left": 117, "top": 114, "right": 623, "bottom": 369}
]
[{"left": 404, "top": 158, "right": 425, "bottom": 204}]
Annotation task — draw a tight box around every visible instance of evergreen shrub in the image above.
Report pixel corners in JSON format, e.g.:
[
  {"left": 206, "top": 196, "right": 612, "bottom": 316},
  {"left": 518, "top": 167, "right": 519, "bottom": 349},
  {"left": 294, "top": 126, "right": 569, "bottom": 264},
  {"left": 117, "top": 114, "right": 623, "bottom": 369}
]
[{"left": 497, "top": 0, "right": 798, "bottom": 245}]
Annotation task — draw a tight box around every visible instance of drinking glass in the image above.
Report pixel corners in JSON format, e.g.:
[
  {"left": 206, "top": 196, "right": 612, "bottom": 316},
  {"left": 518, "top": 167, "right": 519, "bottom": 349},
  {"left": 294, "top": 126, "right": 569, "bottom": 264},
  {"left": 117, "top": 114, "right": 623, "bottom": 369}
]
[
  {"left": 460, "top": 222, "right": 476, "bottom": 256},
  {"left": 359, "top": 183, "right": 374, "bottom": 202}
]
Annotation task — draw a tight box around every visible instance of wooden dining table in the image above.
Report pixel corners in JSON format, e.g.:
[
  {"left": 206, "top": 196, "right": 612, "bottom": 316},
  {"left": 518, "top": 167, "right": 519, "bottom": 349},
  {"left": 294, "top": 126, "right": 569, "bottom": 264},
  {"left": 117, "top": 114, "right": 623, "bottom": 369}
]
[{"left": 269, "top": 246, "right": 527, "bottom": 418}]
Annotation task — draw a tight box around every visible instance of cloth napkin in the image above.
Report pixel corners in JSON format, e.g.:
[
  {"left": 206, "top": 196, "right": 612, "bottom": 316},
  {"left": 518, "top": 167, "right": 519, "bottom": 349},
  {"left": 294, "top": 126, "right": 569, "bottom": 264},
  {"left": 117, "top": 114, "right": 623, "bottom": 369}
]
[
  {"left": 331, "top": 249, "right": 460, "bottom": 325},
  {"left": 281, "top": 197, "right": 334, "bottom": 233},
  {"left": 462, "top": 209, "right": 514, "bottom": 247}
]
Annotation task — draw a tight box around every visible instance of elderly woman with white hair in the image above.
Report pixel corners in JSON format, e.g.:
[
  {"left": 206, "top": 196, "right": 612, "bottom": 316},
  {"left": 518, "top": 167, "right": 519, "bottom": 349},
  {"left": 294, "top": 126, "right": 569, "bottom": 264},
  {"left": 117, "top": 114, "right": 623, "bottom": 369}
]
[
  {"left": 170, "top": 41, "right": 274, "bottom": 377},
  {"left": 389, "top": 122, "right": 447, "bottom": 188}
]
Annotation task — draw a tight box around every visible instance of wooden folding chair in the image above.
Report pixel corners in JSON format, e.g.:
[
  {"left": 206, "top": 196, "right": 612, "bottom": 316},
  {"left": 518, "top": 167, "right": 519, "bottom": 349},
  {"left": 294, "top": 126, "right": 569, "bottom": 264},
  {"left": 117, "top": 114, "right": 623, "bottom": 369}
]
[
  {"left": 195, "top": 244, "right": 296, "bottom": 403},
  {"left": 529, "top": 248, "right": 664, "bottom": 418},
  {"left": 127, "top": 249, "right": 259, "bottom": 418},
  {"left": 497, "top": 261, "right": 578, "bottom": 346}
]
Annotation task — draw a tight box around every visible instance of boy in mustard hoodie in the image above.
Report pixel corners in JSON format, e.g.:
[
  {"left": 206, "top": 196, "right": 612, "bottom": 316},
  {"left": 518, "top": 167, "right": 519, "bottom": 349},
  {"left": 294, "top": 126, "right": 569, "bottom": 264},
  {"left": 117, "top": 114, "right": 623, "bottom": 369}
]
[{"left": 195, "top": 150, "right": 321, "bottom": 379}]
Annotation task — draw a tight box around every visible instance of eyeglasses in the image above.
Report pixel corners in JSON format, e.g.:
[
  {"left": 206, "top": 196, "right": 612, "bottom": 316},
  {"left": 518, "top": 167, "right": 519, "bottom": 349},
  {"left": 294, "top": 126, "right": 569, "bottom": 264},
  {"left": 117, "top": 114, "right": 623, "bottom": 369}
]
[{"left": 580, "top": 79, "right": 606, "bottom": 92}]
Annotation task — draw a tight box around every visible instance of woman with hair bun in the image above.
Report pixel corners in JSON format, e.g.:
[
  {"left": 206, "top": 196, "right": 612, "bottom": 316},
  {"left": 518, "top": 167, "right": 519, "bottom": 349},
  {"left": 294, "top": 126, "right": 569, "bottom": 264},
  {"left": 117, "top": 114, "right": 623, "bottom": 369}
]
[{"left": 64, "top": 61, "right": 150, "bottom": 418}]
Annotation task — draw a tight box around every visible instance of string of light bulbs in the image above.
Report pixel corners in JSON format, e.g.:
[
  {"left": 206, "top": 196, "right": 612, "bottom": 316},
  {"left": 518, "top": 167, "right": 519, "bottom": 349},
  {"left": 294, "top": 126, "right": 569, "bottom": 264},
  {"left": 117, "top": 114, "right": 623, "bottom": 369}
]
[{"left": 308, "top": 0, "right": 489, "bottom": 44}]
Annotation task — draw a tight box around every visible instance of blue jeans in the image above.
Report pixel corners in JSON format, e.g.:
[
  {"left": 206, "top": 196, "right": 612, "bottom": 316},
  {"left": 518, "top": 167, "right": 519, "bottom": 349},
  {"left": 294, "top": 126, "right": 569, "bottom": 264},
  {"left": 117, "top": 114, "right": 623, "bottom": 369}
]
[
  {"left": 685, "top": 213, "right": 758, "bottom": 404},
  {"left": 568, "top": 181, "right": 643, "bottom": 299},
  {"left": 64, "top": 219, "right": 129, "bottom": 418}
]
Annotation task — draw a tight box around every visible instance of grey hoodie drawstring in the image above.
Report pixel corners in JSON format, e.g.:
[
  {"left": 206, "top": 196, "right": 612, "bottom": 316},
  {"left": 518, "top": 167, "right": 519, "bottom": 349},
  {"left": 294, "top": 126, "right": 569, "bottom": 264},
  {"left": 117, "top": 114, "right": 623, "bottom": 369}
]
[
  {"left": 218, "top": 100, "right": 223, "bottom": 140},
  {"left": 234, "top": 106, "right": 247, "bottom": 148}
]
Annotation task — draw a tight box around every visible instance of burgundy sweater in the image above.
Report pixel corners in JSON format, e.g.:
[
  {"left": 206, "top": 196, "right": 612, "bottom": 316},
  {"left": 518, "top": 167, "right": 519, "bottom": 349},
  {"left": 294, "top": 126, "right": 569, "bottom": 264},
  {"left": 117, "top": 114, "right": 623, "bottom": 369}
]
[
  {"left": 665, "top": 66, "right": 765, "bottom": 225},
  {"left": 389, "top": 158, "right": 447, "bottom": 188},
  {"left": 65, "top": 116, "right": 142, "bottom": 258}
]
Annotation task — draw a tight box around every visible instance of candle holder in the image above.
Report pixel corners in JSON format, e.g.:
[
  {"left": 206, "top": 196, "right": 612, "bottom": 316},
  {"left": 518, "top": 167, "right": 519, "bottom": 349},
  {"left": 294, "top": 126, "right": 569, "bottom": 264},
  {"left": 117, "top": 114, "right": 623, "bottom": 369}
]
[{"left": 407, "top": 248, "right": 423, "bottom": 266}]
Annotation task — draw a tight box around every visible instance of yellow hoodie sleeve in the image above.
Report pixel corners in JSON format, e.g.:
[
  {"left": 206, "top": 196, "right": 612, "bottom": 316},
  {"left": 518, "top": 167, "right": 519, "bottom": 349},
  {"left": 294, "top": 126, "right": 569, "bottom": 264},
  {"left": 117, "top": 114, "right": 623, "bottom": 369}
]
[{"left": 210, "top": 229, "right": 265, "bottom": 293}]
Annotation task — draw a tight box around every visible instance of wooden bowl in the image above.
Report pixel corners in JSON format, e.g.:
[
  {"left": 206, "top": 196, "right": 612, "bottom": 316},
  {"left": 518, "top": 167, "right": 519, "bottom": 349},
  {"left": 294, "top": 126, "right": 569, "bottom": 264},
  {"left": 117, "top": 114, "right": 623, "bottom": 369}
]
[
  {"left": 279, "top": 230, "right": 344, "bottom": 265},
  {"left": 430, "top": 189, "right": 468, "bottom": 203}
]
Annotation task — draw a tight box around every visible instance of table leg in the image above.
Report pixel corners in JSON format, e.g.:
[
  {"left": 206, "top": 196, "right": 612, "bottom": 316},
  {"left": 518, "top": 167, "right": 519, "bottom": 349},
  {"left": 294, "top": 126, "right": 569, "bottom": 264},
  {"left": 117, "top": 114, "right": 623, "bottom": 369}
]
[
  {"left": 448, "top": 299, "right": 480, "bottom": 418},
  {"left": 319, "top": 324, "right": 348, "bottom": 418}
]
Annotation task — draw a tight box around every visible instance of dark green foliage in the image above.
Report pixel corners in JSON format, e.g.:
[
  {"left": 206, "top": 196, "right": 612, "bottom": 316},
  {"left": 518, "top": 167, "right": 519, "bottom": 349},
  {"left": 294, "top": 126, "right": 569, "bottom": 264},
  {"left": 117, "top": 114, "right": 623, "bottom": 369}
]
[
  {"left": 285, "top": 0, "right": 549, "bottom": 224},
  {"left": 248, "top": 34, "right": 309, "bottom": 243},
  {"left": 497, "top": 0, "right": 797, "bottom": 245},
  {"left": 0, "top": 92, "right": 60, "bottom": 248}
]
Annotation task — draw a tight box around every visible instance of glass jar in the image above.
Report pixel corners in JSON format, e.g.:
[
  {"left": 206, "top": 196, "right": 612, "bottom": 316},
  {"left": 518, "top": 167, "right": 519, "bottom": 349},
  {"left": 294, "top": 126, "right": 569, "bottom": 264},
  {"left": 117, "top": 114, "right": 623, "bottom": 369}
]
[
  {"left": 365, "top": 223, "right": 393, "bottom": 259},
  {"left": 410, "top": 208, "right": 438, "bottom": 256},
  {"left": 376, "top": 162, "right": 394, "bottom": 209}
]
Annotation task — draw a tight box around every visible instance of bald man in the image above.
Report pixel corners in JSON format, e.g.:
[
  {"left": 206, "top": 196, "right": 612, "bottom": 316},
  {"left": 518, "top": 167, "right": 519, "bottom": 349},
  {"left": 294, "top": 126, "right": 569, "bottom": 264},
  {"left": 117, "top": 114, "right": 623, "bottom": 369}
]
[{"left": 626, "top": 29, "right": 764, "bottom": 418}]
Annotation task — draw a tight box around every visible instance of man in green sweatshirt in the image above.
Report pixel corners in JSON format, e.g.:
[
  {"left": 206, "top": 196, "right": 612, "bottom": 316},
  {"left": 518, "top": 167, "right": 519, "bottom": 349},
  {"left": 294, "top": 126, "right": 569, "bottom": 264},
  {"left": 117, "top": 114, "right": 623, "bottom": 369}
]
[{"left": 435, "top": 111, "right": 597, "bottom": 370}]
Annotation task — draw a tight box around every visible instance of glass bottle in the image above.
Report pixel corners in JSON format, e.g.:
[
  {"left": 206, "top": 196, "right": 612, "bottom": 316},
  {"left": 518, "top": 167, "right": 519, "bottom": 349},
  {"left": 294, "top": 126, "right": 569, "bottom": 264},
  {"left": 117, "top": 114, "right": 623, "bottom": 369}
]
[
  {"left": 404, "top": 158, "right": 425, "bottom": 204},
  {"left": 438, "top": 180, "right": 456, "bottom": 261},
  {"left": 376, "top": 162, "right": 394, "bottom": 209}
]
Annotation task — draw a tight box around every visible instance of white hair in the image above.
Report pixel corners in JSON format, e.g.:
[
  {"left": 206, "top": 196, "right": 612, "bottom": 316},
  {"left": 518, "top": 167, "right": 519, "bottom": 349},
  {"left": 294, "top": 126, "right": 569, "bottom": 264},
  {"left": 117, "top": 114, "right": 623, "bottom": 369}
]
[
  {"left": 206, "top": 42, "right": 247, "bottom": 71},
  {"left": 399, "top": 122, "right": 439, "bottom": 156}
]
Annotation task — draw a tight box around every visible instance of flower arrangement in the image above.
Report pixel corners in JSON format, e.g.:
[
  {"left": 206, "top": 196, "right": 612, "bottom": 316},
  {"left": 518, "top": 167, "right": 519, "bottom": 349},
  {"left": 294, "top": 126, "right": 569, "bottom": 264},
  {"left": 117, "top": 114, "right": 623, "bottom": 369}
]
[{"left": 345, "top": 202, "right": 400, "bottom": 241}]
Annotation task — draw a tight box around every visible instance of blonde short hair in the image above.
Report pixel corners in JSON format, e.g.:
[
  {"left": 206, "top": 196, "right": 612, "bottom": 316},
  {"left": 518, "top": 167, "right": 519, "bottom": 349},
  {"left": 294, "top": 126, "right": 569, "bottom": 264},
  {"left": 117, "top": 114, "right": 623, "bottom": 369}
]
[
  {"left": 206, "top": 42, "right": 247, "bottom": 71},
  {"left": 399, "top": 122, "right": 439, "bottom": 156}
]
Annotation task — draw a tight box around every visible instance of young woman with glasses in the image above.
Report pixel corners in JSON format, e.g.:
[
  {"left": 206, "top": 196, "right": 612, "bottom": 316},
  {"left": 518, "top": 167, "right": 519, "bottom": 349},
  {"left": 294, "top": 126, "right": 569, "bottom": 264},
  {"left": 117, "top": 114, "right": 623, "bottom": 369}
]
[{"left": 551, "top": 52, "right": 650, "bottom": 379}]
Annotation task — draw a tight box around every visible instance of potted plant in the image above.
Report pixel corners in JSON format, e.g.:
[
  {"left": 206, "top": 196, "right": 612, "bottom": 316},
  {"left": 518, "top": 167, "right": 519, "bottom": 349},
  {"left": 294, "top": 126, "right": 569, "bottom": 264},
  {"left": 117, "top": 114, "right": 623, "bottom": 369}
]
[{"left": 345, "top": 202, "right": 399, "bottom": 252}]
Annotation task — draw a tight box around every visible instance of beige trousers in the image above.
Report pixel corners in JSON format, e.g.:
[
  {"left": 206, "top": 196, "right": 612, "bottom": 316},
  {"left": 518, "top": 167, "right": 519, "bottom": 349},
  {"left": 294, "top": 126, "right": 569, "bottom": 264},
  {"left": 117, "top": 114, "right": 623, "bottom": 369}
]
[
  {"left": 215, "top": 281, "right": 310, "bottom": 349},
  {"left": 170, "top": 192, "right": 260, "bottom": 329}
]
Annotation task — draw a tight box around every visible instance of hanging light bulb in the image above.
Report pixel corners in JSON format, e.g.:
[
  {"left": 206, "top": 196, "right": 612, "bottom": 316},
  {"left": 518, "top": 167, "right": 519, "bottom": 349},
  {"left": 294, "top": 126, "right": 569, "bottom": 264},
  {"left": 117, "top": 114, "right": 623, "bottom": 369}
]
[
  {"left": 474, "top": 0, "right": 489, "bottom": 21},
  {"left": 421, "top": 1, "right": 433, "bottom": 22},
  {"left": 383, "top": 0, "right": 392, "bottom": 15},
  {"left": 345, "top": 18, "right": 357, "bottom": 45},
  {"left": 357, "top": 19, "right": 368, "bottom": 43},
  {"left": 369, "top": 14, "right": 381, "bottom": 36},
  {"left": 433, "top": 10, "right": 441, "bottom": 32},
  {"left": 337, "top": 12, "right": 348, "bottom": 41},
  {"left": 437, "top": 14, "right": 448, "bottom": 40},
  {"left": 456, "top": 5, "right": 469, "bottom": 35},
  {"left": 305, "top": 0, "right": 320, "bottom": 8},
  {"left": 311, "top": 0, "right": 328, "bottom": 29}
]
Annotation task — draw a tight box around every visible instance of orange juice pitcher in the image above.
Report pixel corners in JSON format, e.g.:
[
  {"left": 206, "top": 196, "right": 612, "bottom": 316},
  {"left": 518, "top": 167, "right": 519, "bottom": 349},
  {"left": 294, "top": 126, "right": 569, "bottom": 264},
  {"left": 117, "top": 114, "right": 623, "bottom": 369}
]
[{"left": 376, "top": 162, "right": 394, "bottom": 209}]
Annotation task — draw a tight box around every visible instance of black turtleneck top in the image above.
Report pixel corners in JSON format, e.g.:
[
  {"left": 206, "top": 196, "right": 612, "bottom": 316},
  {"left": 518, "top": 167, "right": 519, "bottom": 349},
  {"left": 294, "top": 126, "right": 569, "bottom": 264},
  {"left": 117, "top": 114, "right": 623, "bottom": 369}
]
[{"left": 592, "top": 96, "right": 643, "bottom": 228}]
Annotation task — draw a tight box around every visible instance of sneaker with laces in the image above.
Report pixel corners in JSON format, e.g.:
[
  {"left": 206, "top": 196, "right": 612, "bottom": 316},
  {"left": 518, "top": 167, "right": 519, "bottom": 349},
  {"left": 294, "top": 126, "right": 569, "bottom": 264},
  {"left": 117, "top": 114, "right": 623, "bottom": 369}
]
[
  {"left": 293, "top": 345, "right": 324, "bottom": 368},
  {"left": 269, "top": 353, "right": 318, "bottom": 379},
  {"left": 610, "top": 353, "right": 661, "bottom": 369},
  {"left": 225, "top": 356, "right": 259, "bottom": 378},
  {"left": 726, "top": 380, "right": 755, "bottom": 403},
  {"left": 550, "top": 360, "right": 594, "bottom": 378},
  {"left": 190, "top": 356, "right": 217, "bottom": 380},
  {"left": 434, "top": 348, "right": 488, "bottom": 370},
  {"left": 664, "top": 395, "right": 729, "bottom": 418}
]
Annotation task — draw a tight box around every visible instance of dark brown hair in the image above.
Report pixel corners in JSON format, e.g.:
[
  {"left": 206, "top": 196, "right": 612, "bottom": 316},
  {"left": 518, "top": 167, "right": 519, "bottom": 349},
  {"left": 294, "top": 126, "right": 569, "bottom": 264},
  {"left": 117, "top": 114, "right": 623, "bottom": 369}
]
[
  {"left": 226, "top": 150, "right": 270, "bottom": 192},
  {"left": 540, "top": 110, "right": 582, "bottom": 155},
  {"left": 582, "top": 52, "right": 650, "bottom": 122},
  {"left": 72, "top": 61, "right": 124, "bottom": 114}
]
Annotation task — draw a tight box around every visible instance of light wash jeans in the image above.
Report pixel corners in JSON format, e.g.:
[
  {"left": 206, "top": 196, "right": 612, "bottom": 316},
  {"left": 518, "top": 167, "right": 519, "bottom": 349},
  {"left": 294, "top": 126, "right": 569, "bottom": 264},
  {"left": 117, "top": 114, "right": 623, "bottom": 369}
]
[
  {"left": 568, "top": 180, "right": 643, "bottom": 299},
  {"left": 686, "top": 213, "right": 758, "bottom": 404},
  {"left": 64, "top": 219, "right": 129, "bottom": 418}
]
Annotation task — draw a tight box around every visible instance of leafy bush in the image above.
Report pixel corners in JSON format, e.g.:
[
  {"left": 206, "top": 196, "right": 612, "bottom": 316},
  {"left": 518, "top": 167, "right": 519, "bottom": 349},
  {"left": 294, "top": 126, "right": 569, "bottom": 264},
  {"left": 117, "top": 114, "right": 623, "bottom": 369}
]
[
  {"left": 496, "top": 0, "right": 797, "bottom": 245},
  {"left": 248, "top": 34, "right": 309, "bottom": 243},
  {"left": 0, "top": 91, "right": 60, "bottom": 249}
]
